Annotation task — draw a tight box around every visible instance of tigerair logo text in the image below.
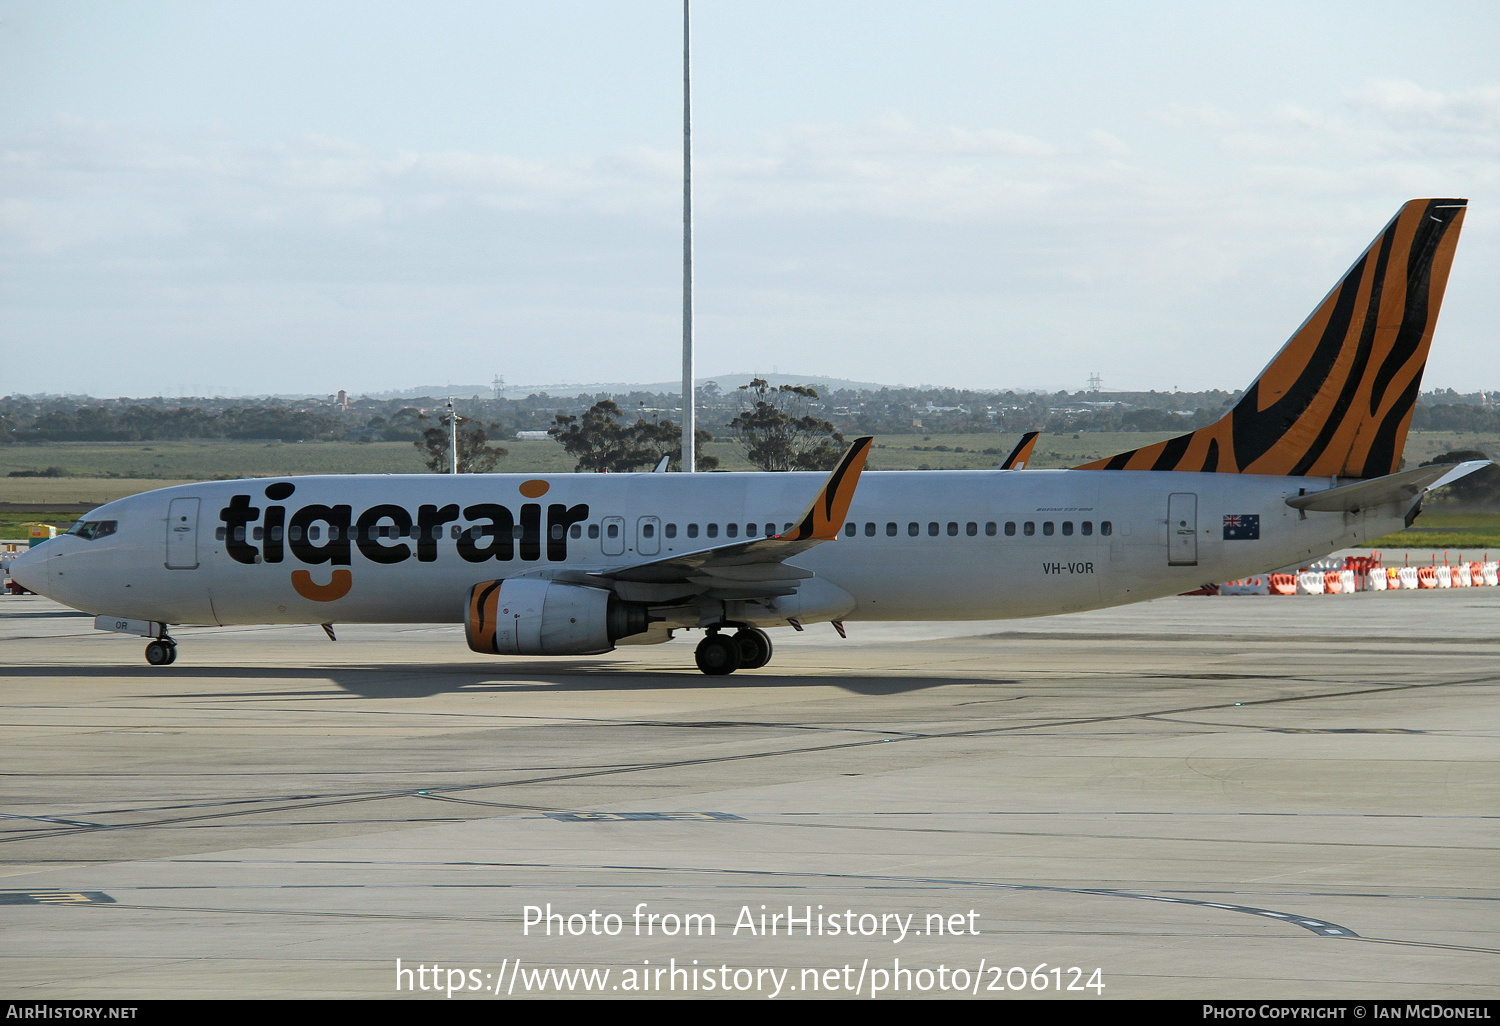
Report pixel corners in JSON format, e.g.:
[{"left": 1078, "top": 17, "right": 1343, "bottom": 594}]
[{"left": 218, "top": 481, "right": 588, "bottom": 599}]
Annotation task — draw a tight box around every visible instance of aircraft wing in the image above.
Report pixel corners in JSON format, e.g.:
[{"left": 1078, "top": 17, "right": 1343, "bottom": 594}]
[{"left": 585, "top": 436, "right": 872, "bottom": 601}]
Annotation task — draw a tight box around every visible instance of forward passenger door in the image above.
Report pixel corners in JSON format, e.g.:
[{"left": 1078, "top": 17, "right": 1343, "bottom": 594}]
[{"left": 165, "top": 497, "right": 201, "bottom": 570}]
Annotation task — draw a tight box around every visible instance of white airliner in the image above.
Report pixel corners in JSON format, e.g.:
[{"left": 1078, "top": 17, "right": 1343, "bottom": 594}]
[{"left": 9, "top": 199, "right": 1487, "bottom": 673}]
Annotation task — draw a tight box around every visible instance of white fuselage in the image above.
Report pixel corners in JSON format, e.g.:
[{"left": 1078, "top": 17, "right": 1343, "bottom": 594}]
[{"left": 14, "top": 469, "right": 1397, "bottom": 630}]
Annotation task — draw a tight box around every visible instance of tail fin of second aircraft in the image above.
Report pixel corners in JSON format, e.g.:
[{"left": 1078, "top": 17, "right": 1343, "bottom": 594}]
[
  {"left": 1077, "top": 198, "right": 1467, "bottom": 478},
  {"left": 1000, "top": 431, "right": 1040, "bottom": 470}
]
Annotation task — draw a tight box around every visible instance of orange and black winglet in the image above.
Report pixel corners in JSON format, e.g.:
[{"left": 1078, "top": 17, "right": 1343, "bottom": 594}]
[
  {"left": 776, "top": 436, "right": 874, "bottom": 541},
  {"left": 1000, "top": 431, "right": 1039, "bottom": 470}
]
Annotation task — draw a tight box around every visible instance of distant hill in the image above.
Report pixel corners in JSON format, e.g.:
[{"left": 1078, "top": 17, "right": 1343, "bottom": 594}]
[{"left": 367, "top": 372, "right": 895, "bottom": 401}]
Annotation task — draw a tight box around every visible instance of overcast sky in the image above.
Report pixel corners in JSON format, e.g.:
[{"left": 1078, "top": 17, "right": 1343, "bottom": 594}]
[{"left": 2, "top": 0, "right": 1496, "bottom": 398}]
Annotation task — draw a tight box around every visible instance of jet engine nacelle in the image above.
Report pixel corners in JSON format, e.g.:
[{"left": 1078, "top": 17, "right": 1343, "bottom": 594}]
[{"left": 466, "top": 578, "right": 649, "bottom": 656}]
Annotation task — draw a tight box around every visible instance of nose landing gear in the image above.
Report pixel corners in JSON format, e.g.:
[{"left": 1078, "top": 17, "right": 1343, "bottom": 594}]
[{"left": 144, "top": 635, "right": 177, "bottom": 665}]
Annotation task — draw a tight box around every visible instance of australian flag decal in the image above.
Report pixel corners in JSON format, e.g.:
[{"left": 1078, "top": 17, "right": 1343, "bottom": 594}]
[{"left": 1223, "top": 514, "right": 1260, "bottom": 540}]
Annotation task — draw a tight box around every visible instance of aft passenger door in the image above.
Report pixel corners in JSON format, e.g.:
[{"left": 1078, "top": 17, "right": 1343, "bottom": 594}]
[
  {"left": 165, "top": 497, "right": 201, "bottom": 569},
  {"left": 1167, "top": 492, "right": 1198, "bottom": 566}
]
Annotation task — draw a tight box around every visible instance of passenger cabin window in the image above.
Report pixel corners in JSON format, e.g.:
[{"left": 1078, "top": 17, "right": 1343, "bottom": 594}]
[
  {"left": 765, "top": 523, "right": 777, "bottom": 537},
  {"left": 947, "top": 522, "right": 959, "bottom": 536},
  {"left": 570, "top": 524, "right": 582, "bottom": 539},
  {"left": 747, "top": 523, "right": 758, "bottom": 537},
  {"left": 665, "top": 523, "right": 677, "bottom": 538},
  {"left": 606, "top": 523, "right": 619, "bottom": 539},
  {"left": 966, "top": 522, "right": 977, "bottom": 536},
  {"left": 725, "top": 524, "right": 738, "bottom": 538},
  {"left": 687, "top": 524, "right": 699, "bottom": 538},
  {"left": 588, "top": 524, "right": 600, "bottom": 539},
  {"left": 1023, "top": 522, "right": 1035, "bottom": 536},
  {"left": 865, "top": 522, "right": 876, "bottom": 537},
  {"left": 985, "top": 522, "right": 997, "bottom": 536},
  {"left": 551, "top": 524, "right": 564, "bottom": 540},
  {"left": 845, "top": 523, "right": 856, "bottom": 537},
  {"left": 1005, "top": 522, "right": 1016, "bottom": 536},
  {"left": 887, "top": 523, "right": 898, "bottom": 537},
  {"left": 1042, "top": 522, "right": 1054, "bottom": 536},
  {"left": 1081, "top": 521, "right": 1093, "bottom": 536},
  {"left": 707, "top": 524, "right": 719, "bottom": 538},
  {"left": 252, "top": 526, "right": 264, "bottom": 540},
  {"left": 641, "top": 523, "right": 654, "bottom": 538},
  {"left": 927, "top": 522, "right": 939, "bottom": 536},
  {"left": 1062, "top": 521, "right": 1073, "bottom": 536},
  {"left": 1101, "top": 521, "right": 1113, "bottom": 536},
  {"left": 907, "top": 522, "right": 919, "bottom": 537}
]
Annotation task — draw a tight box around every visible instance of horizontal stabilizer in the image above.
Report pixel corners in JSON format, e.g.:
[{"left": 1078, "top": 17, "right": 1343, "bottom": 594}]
[{"left": 1286, "top": 460, "right": 1491, "bottom": 512}]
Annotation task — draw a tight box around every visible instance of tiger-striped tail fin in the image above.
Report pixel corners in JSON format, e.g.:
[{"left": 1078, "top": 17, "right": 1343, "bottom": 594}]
[{"left": 1076, "top": 199, "right": 1467, "bottom": 477}]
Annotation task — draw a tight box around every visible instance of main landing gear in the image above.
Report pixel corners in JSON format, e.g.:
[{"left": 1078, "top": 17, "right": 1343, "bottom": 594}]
[
  {"left": 694, "top": 627, "right": 773, "bottom": 676},
  {"left": 144, "top": 634, "right": 177, "bottom": 666}
]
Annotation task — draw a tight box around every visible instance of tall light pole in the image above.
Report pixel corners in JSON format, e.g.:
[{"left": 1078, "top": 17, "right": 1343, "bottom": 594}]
[
  {"left": 447, "top": 397, "right": 458, "bottom": 474},
  {"left": 681, "top": 0, "right": 696, "bottom": 472}
]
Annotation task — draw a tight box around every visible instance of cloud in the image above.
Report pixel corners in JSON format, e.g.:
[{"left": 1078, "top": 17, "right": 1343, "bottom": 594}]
[
  {"left": 1, "top": 80, "right": 1496, "bottom": 395},
  {"left": 1347, "top": 79, "right": 1500, "bottom": 134}
]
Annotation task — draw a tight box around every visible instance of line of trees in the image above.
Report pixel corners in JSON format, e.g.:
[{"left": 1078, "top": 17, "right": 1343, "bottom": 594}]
[
  {"left": 548, "top": 400, "right": 719, "bottom": 472},
  {"left": 414, "top": 413, "right": 508, "bottom": 474},
  {"left": 0, "top": 404, "right": 350, "bottom": 443},
  {"left": 3, "top": 387, "right": 1499, "bottom": 448}
]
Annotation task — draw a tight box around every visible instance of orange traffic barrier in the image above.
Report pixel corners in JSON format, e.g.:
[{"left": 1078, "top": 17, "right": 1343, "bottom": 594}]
[
  {"left": 1416, "top": 566, "right": 1437, "bottom": 589},
  {"left": 1269, "top": 573, "right": 1297, "bottom": 595}
]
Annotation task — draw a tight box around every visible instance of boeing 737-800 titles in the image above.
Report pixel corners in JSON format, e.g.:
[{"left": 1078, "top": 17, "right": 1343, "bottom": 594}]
[{"left": 9, "top": 199, "right": 1487, "bottom": 674}]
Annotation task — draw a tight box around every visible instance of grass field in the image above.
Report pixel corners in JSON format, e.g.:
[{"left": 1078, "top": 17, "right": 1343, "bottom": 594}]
[
  {"left": 0, "top": 430, "right": 1181, "bottom": 485},
  {"left": 3, "top": 432, "right": 1494, "bottom": 540},
  {"left": 1368, "top": 511, "right": 1500, "bottom": 551},
  {"left": 3, "top": 430, "right": 1491, "bottom": 481}
]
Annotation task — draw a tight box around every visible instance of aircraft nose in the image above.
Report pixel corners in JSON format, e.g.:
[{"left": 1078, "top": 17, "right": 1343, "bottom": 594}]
[{"left": 7, "top": 545, "right": 50, "bottom": 598}]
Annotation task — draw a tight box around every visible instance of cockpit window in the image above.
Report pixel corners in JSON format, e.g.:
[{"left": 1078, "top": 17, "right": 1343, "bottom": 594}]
[{"left": 68, "top": 520, "right": 118, "bottom": 541}]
